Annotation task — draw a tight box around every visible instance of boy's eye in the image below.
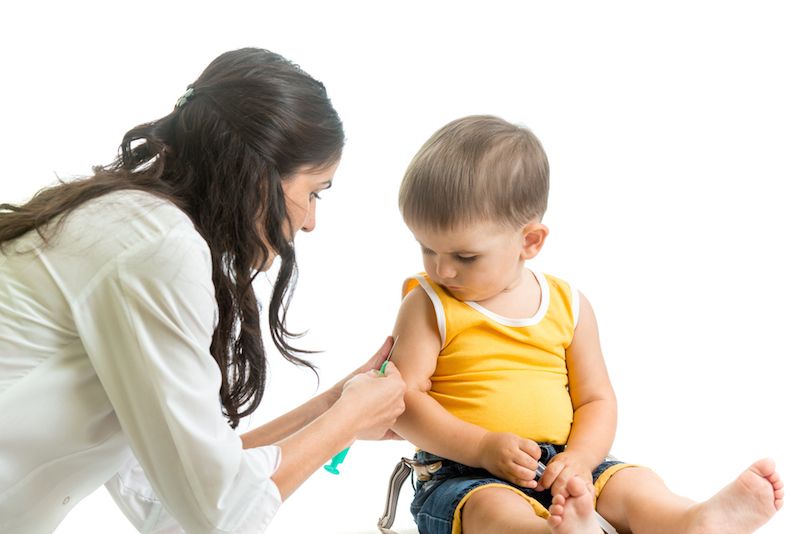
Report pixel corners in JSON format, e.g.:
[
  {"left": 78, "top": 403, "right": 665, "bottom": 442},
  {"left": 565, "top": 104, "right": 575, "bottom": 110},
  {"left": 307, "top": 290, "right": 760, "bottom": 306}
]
[{"left": 455, "top": 255, "right": 477, "bottom": 263}]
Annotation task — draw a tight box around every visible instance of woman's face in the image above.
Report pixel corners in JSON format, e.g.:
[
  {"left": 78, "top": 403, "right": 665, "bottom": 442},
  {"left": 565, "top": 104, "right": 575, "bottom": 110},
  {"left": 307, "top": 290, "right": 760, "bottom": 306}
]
[
  {"left": 257, "top": 161, "right": 338, "bottom": 271},
  {"left": 282, "top": 161, "right": 338, "bottom": 237}
]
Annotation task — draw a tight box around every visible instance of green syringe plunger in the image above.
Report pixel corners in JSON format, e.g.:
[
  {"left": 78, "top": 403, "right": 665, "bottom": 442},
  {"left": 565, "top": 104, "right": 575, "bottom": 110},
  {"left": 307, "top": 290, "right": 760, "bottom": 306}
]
[{"left": 323, "top": 446, "right": 350, "bottom": 475}]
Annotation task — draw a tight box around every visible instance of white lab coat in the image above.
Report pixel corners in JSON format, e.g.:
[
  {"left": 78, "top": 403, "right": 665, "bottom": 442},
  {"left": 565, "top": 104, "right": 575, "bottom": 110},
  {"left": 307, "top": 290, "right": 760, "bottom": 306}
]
[{"left": 0, "top": 191, "right": 282, "bottom": 533}]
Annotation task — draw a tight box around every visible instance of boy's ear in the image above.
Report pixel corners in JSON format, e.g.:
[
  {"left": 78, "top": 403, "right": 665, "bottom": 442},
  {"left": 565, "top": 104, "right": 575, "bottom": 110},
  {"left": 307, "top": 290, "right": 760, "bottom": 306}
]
[{"left": 520, "top": 221, "right": 549, "bottom": 260}]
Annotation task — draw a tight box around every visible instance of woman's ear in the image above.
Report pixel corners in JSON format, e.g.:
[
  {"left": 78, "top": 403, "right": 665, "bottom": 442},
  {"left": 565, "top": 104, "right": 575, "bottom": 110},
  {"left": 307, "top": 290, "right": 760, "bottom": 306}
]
[{"left": 520, "top": 221, "right": 549, "bottom": 260}]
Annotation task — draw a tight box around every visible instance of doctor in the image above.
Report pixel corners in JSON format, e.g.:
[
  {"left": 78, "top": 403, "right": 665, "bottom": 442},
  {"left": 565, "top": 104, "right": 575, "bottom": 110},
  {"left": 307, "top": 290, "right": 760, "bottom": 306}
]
[{"left": 0, "top": 47, "right": 405, "bottom": 532}]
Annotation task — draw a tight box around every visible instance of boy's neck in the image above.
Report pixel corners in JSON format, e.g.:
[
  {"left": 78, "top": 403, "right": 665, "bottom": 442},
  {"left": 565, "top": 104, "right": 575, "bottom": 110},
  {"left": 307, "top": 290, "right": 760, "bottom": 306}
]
[{"left": 471, "top": 268, "right": 542, "bottom": 319}]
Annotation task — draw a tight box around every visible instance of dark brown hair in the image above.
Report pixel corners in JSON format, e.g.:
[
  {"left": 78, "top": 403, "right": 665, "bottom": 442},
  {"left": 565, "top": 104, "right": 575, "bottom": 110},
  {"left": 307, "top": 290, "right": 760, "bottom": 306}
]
[
  {"left": 399, "top": 115, "right": 549, "bottom": 230},
  {"left": 0, "top": 48, "right": 344, "bottom": 428}
]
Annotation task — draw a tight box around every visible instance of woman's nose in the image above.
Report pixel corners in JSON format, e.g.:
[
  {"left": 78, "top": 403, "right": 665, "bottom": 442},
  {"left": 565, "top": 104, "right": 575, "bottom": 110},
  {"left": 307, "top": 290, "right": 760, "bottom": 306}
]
[{"left": 301, "top": 201, "right": 316, "bottom": 232}]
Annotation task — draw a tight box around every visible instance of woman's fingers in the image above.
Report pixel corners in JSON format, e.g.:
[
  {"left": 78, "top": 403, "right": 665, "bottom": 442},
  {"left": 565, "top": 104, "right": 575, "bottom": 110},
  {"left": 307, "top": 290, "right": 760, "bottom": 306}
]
[
  {"left": 358, "top": 336, "right": 394, "bottom": 375},
  {"left": 380, "top": 429, "right": 403, "bottom": 440},
  {"left": 344, "top": 361, "right": 405, "bottom": 440},
  {"left": 380, "top": 363, "right": 406, "bottom": 416},
  {"left": 370, "top": 336, "right": 394, "bottom": 369},
  {"left": 380, "top": 361, "right": 400, "bottom": 376}
]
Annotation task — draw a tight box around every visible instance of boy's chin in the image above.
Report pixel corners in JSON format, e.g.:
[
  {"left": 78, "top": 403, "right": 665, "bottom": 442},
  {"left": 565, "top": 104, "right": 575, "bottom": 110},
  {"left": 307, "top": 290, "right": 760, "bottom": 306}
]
[{"left": 443, "top": 286, "right": 473, "bottom": 301}]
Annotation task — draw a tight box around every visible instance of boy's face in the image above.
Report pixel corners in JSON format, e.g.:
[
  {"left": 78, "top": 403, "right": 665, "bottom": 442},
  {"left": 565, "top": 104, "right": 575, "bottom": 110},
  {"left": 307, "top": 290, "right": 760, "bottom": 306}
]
[{"left": 410, "top": 220, "right": 529, "bottom": 303}]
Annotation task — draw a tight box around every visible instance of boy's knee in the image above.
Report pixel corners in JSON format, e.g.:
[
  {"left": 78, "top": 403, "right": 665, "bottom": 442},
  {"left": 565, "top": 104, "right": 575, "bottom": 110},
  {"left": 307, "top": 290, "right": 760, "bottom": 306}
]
[{"left": 461, "top": 486, "right": 530, "bottom": 523}]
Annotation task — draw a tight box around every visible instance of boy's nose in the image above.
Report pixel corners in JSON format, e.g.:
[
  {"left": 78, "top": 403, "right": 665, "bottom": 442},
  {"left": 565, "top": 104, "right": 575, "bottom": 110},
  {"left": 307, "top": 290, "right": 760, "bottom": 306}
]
[{"left": 436, "top": 259, "right": 457, "bottom": 279}]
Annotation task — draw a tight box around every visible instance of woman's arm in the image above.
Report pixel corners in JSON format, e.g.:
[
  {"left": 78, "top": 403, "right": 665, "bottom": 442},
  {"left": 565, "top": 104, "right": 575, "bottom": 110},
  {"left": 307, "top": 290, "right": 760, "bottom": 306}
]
[
  {"left": 240, "top": 337, "right": 393, "bottom": 447},
  {"left": 86, "top": 229, "right": 404, "bottom": 529},
  {"left": 391, "top": 288, "right": 541, "bottom": 487},
  {"left": 239, "top": 389, "right": 337, "bottom": 449},
  {"left": 240, "top": 337, "right": 404, "bottom": 499},
  {"left": 269, "top": 363, "right": 405, "bottom": 499},
  {"left": 81, "top": 232, "right": 286, "bottom": 532}
]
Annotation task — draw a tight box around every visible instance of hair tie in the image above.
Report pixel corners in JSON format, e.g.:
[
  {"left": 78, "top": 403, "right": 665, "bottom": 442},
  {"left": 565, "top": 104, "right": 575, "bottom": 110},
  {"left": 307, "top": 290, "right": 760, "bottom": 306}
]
[{"left": 175, "top": 87, "right": 195, "bottom": 109}]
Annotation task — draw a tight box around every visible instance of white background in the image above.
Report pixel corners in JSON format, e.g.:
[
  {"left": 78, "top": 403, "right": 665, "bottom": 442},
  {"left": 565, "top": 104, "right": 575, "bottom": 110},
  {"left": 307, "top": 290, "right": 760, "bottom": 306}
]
[{"left": 1, "top": 1, "right": 797, "bottom": 533}]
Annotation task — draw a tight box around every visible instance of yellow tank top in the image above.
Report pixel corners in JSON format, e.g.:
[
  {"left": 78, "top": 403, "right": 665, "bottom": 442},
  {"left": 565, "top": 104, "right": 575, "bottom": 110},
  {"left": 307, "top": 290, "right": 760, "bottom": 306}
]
[{"left": 403, "top": 271, "right": 579, "bottom": 444}]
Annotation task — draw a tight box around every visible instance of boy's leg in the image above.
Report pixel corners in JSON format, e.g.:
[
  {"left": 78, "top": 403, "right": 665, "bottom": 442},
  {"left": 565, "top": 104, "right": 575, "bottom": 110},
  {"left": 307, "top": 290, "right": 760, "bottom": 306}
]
[
  {"left": 595, "top": 458, "right": 784, "bottom": 534},
  {"left": 461, "top": 486, "right": 550, "bottom": 534},
  {"left": 594, "top": 466, "right": 695, "bottom": 533},
  {"left": 460, "top": 486, "right": 550, "bottom": 534},
  {"left": 461, "top": 484, "right": 603, "bottom": 534}
]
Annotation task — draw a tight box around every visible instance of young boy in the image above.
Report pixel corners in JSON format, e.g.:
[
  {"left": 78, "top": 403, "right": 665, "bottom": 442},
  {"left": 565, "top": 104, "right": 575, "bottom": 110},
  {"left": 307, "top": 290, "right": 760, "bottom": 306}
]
[{"left": 389, "top": 115, "right": 783, "bottom": 534}]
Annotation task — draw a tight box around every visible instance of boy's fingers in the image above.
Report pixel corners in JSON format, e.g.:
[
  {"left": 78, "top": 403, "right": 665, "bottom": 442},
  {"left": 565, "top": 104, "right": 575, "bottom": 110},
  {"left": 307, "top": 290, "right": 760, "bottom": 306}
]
[
  {"left": 511, "top": 465, "right": 538, "bottom": 487},
  {"left": 514, "top": 450, "right": 540, "bottom": 473},
  {"left": 538, "top": 462, "right": 563, "bottom": 490},
  {"left": 515, "top": 477, "right": 538, "bottom": 489},
  {"left": 520, "top": 439, "right": 542, "bottom": 461}
]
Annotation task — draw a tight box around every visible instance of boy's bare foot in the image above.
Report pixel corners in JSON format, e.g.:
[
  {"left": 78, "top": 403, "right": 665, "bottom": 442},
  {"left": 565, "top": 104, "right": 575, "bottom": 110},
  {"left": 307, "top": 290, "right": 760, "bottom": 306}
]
[
  {"left": 547, "top": 476, "right": 602, "bottom": 534},
  {"left": 687, "top": 458, "right": 784, "bottom": 534}
]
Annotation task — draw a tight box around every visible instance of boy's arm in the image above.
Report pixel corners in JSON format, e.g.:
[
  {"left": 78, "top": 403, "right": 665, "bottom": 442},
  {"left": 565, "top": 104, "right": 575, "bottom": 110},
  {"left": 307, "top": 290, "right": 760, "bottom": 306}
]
[
  {"left": 391, "top": 287, "right": 541, "bottom": 488},
  {"left": 539, "top": 291, "right": 618, "bottom": 495}
]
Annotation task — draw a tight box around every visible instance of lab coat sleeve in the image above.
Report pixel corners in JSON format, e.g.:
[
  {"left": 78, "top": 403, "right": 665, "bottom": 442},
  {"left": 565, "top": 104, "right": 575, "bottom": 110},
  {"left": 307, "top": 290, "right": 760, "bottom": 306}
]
[
  {"left": 105, "top": 448, "right": 281, "bottom": 534},
  {"left": 72, "top": 229, "right": 282, "bottom": 533}
]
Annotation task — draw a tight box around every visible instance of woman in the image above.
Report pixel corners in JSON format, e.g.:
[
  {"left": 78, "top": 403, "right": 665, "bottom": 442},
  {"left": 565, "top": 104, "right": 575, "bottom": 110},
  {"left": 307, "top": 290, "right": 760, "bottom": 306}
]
[{"left": 0, "top": 48, "right": 406, "bottom": 533}]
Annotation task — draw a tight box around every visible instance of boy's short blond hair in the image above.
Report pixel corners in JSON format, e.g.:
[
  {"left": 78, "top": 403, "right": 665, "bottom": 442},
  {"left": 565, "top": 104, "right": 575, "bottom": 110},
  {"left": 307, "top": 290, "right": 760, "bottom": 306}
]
[{"left": 399, "top": 115, "right": 549, "bottom": 230}]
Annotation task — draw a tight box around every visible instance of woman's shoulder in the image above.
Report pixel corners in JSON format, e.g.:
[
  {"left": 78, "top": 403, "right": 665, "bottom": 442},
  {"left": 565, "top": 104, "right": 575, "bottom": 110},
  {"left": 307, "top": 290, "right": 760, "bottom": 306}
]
[
  {"left": 82, "top": 189, "right": 194, "bottom": 231},
  {"left": 63, "top": 190, "right": 201, "bottom": 245},
  {"left": 50, "top": 189, "right": 210, "bottom": 275}
]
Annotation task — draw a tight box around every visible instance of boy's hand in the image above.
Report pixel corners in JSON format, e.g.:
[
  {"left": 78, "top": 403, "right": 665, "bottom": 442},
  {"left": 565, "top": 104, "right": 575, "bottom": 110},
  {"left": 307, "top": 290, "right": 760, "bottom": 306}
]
[
  {"left": 537, "top": 450, "right": 593, "bottom": 497},
  {"left": 477, "top": 432, "right": 542, "bottom": 489}
]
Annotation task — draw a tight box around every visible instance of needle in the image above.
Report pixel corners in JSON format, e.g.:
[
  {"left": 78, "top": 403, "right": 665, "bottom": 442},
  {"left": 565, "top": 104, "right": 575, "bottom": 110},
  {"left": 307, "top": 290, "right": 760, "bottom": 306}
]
[{"left": 379, "top": 336, "right": 399, "bottom": 375}]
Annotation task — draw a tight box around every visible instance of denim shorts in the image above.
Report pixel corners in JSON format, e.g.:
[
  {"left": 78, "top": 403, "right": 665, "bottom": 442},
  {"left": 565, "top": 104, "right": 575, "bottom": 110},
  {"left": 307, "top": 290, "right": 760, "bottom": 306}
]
[{"left": 410, "top": 444, "right": 629, "bottom": 534}]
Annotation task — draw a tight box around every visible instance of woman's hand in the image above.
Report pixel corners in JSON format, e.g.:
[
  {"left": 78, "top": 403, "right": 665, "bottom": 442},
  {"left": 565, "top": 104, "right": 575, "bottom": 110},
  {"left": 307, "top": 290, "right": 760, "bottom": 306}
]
[
  {"left": 325, "top": 337, "right": 394, "bottom": 403},
  {"left": 537, "top": 450, "right": 593, "bottom": 497},
  {"left": 270, "top": 360, "right": 405, "bottom": 500},
  {"left": 336, "top": 361, "right": 406, "bottom": 441},
  {"left": 477, "top": 432, "right": 542, "bottom": 489}
]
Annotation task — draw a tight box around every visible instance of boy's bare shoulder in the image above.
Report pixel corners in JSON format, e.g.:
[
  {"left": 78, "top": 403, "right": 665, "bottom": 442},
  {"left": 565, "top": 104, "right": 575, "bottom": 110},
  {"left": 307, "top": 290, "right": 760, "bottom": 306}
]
[
  {"left": 392, "top": 286, "right": 441, "bottom": 383},
  {"left": 396, "top": 285, "right": 437, "bottom": 332}
]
